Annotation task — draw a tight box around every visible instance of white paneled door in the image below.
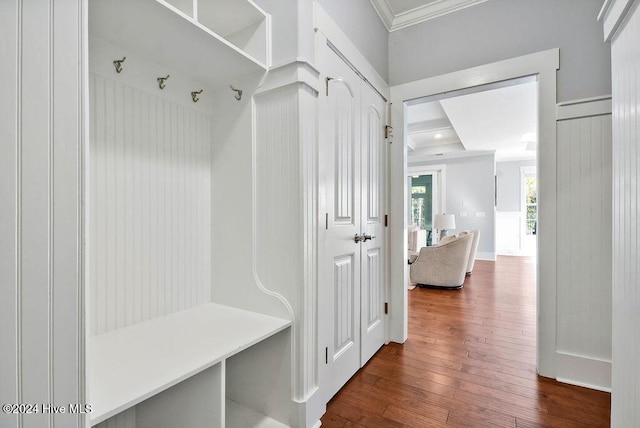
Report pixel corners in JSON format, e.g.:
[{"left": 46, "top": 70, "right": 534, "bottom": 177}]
[
  {"left": 318, "top": 41, "right": 387, "bottom": 402},
  {"left": 359, "top": 79, "right": 387, "bottom": 367}
]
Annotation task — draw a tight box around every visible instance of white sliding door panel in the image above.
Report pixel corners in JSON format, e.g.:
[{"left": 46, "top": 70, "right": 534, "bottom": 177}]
[{"left": 89, "top": 73, "right": 211, "bottom": 335}]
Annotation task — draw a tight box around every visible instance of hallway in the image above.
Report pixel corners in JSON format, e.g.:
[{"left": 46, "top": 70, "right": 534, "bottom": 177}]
[{"left": 321, "top": 256, "right": 611, "bottom": 427}]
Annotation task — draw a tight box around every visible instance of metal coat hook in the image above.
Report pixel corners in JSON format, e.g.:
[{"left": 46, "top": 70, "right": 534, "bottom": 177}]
[
  {"left": 191, "top": 89, "right": 203, "bottom": 103},
  {"left": 230, "top": 85, "right": 243, "bottom": 101},
  {"left": 157, "top": 75, "right": 170, "bottom": 90},
  {"left": 113, "top": 57, "right": 126, "bottom": 74}
]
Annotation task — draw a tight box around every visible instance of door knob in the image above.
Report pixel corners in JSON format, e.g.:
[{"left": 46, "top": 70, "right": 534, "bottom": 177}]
[{"left": 354, "top": 233, "right": 375, "bottom": 243}]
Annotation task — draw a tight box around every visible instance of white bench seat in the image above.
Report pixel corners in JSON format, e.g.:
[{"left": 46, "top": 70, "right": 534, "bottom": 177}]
[{"left": 88, "top": 303, "right": 290, "bottom": 425}]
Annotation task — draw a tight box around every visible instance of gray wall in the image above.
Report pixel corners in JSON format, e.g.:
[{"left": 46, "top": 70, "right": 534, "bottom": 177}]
[
  {"left": 412, "top": 154, "right": 496, "bottom": 257},
  {"left": 316, "top": 0, "right": 389, "bottom": 81},
  {"left": 389, "top": 0, "right": 611, "bottom": 102},
  {"left": 496, "top": 159, "right": 536, "bottom": 211}
]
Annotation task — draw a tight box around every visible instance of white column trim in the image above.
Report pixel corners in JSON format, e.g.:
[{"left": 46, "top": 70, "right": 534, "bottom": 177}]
[{"left": 253, "top": 70, "right": 322, "bottom": 427}]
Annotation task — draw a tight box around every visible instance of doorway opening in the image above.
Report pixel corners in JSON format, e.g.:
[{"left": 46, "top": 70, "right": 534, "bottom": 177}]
[
  {"left": 389, "top": 48, "right": 559, "bottom": 377},
  {"left": 405, "top": 76, "right": 538, "bottom": 260}
]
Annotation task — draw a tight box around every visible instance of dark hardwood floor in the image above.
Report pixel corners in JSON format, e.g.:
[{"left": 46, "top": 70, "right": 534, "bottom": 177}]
[{"left": 321, "top": 256, "right": 611, "bottom": 427}]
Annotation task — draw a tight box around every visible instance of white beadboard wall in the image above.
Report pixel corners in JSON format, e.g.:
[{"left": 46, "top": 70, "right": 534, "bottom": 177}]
[
  {"left": 88, "top": 68, "right": 212, "bottom": 335},
  {"left": 610, "top": 1, "right": 640, "bottom": 425},
  {"left": 556, "top": 106, "right": 612, "bottom": 391},
  {"left": 0, "top": 1, "right": 84, "bottom": 427}
]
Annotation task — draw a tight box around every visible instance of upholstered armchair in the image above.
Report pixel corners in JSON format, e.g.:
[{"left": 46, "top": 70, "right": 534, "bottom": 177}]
[
  {"left": 463, "top": 230, "right": 481, "bottom": 274},
  {"left": 409, "top": 233, "right": 473, "bottom": 289},
  {"left": 407, "top": 226, "right": 427, "bottom": 263}
]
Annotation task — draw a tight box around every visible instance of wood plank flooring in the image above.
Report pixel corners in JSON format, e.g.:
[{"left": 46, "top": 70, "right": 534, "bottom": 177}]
[{"left": 321, "top": 256, "right": 611, "bottom": 427}]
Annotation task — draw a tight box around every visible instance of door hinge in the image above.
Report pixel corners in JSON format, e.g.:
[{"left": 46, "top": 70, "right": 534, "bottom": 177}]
[
  {"left": 384, "top": 302, "right": 388, "bottom": 315},
  {"left": 385, "top": 125, "right": 393, "bottom": 140},
  {"left": 325, "top": 77, "right": 333, "bottom": 96},
  {"left": 384, "top": 214, "right": 388, "bottom": 227},
  {"left": 325, "top": 213, "right": 329, "bottom": 230},
  {"left": 325, "top": 347, "right": 328, "bottom": 364}
]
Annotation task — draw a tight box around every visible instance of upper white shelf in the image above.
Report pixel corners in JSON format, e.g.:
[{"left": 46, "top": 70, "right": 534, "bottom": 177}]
[
  {"left": 89, "top": 0, "right": 269, "bottom": 89},
  {"left": 88, "top": 303, "right": 290, "bottom": 425}
]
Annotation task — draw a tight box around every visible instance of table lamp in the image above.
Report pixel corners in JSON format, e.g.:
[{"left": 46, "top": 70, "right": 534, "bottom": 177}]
[{"left": 434, "top": 214, "right": 456, "bottom": 239}]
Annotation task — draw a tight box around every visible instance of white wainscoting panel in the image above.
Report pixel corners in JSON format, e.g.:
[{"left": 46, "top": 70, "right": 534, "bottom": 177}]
[
  {"left": 610, "top": 1, "right": 640, "bottom": 424},
  {"left": 556, "top": 108, "right": 612, "bottom": 390},
  {"left": 88, "top": 73, "right": 212, "bottom": 335},
  {"left": 496, "top": 211, "right": 523, "bottom": 255},
  {"left": 0, "top": 2, "right": 84, "bottom": 427}
]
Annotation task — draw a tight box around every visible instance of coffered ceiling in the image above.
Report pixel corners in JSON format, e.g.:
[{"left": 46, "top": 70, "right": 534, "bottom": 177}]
[
  {"left": 406, "top": 78, "right": 538, "bottom": 163},
  {"left": 369, "top": 0, "right": 488, "bottom": 31}
]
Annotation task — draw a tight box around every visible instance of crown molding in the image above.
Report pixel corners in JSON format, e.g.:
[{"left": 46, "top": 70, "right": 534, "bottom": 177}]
[
  {"left": 368, "top": 0, "right": 395, "bottom": 30},
  {"left": 598, "top": 0, "right": 637, "bottom": 41},
  {"left": 369, "top": 0, "right": 489, "bottom": 32}
]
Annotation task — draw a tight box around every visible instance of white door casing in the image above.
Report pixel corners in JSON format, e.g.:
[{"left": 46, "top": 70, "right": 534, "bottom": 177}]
[{"left": 317, "top": 39, "right": 387, "bottom": 403}]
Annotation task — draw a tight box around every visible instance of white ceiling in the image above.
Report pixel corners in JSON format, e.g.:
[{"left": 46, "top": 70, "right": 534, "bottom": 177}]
[
  {"left": 406, "top": 80, "right": 538, "bottom": 163},
  {"left": 369, "top": 0, "right": 488, "bottom": 31}
]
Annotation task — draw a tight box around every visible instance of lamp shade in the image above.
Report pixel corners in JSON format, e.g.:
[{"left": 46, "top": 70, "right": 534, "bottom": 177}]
[{"left": 434, "top": 214, "right": 456, "bottom": 230}]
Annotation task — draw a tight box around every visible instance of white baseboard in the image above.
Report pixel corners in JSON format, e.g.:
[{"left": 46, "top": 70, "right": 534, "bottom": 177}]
[
  {"left": 476, "top": 252, "right": 496, "bottom": 261},
  {"left": 292, "top": 387, "right": 325, "bottom": 428},
  {"left": 555, "top": 351, "right": 612, "bottom": 392}
]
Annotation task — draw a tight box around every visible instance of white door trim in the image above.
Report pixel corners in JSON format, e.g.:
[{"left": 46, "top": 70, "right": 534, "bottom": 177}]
[{"left": 389, "top": 48, "right": 559, "bottom": 378}]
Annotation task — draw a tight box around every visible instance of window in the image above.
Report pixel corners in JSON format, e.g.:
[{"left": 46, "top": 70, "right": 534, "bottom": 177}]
[
  {"left": 525, "top": 176, "right": 537, "bottom": 235},
  {"left": 410, "top": 175, "right": 433, "bottom": 244}
]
